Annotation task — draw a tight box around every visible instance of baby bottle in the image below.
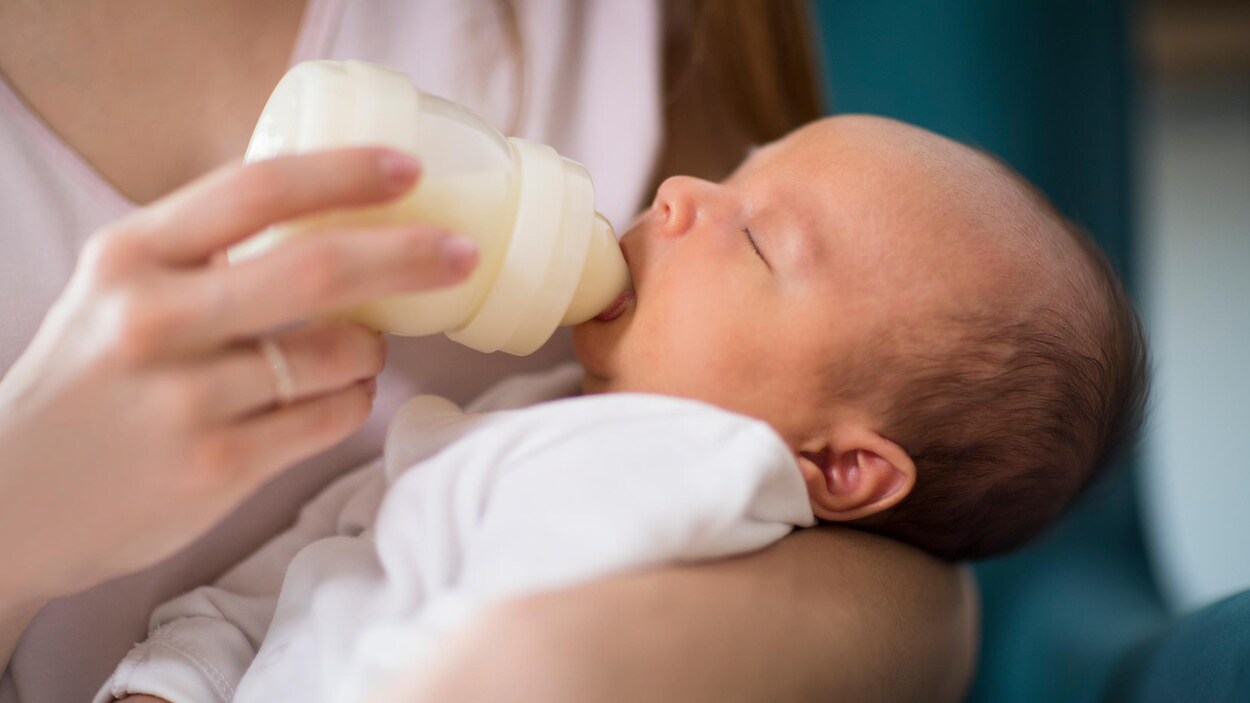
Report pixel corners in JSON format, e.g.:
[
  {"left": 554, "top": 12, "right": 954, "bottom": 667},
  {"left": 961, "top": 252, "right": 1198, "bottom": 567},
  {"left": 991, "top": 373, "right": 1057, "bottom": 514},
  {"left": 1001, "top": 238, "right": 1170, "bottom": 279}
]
[{"left": 229, "top": 59, "right": 629, "bottom": 356}]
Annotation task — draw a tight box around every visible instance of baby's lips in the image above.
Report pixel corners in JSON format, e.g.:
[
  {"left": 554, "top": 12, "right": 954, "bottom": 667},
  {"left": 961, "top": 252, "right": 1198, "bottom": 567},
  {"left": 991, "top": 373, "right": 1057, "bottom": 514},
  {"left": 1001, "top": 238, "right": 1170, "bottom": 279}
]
[{"left": 594, "top": 289, "right": 635, "bottom": 321}]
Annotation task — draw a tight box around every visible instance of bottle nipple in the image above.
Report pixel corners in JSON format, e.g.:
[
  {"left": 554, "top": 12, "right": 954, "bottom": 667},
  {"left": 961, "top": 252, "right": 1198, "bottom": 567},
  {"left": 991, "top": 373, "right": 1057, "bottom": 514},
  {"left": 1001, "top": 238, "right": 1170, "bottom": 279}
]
[{"left": 562, "top": 214, "right": 630, "bottom": 325}]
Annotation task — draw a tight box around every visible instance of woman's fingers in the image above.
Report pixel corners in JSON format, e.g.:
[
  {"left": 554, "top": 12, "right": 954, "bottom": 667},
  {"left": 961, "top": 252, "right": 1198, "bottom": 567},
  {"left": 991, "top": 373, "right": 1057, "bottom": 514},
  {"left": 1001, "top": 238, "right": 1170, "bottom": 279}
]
[
  {"left": 191, "top": 321, "right": 388, "bottom": 421},
  {"left": 206, "top": 379, "right": 377, "bottom": 490},
  {"left": 181, "top": 222, "right": 476, "bottom": 348},
  {"left": 120, "top": 147, "right": 421, "bottom": 266}
]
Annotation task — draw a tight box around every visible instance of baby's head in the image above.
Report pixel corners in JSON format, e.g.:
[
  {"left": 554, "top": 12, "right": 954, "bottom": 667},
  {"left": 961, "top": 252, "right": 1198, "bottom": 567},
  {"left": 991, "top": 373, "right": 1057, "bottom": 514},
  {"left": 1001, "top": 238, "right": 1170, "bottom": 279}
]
[{"left": 573, "top": 115, "right": 1147, "bottom": 561}]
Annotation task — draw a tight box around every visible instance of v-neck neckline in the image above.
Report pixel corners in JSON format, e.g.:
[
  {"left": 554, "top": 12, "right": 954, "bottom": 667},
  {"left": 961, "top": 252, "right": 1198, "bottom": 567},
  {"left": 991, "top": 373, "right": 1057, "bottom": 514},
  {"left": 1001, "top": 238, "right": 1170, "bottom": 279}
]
[{"left": 0, "top": 0, "right": 343, "bottom": 215}]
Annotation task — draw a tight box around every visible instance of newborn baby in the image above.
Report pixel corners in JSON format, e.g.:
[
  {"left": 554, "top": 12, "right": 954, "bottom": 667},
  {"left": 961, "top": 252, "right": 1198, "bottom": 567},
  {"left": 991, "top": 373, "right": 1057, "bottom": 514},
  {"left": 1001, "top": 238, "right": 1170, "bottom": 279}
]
[
  {"left": 98, "top": 116, "right": 1147, "bottom": 703},
  {"left": 577, "top": 114, "right": 1148, "bottom": 558}
]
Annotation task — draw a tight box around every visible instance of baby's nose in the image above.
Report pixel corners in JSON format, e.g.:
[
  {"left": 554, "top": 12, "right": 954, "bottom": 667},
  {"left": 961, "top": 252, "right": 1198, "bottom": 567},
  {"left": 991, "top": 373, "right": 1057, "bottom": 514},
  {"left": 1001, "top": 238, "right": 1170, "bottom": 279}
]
[{"left": 654, "top": 175, "right": 712, "bottom": 238}]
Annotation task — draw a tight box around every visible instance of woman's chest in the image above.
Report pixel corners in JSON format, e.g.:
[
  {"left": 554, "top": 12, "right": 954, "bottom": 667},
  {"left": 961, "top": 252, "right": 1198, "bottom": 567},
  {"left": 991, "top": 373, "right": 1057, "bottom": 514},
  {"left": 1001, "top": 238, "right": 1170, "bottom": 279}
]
[{"left": 0, "top": 0, "right": 305, "bottom": 205}]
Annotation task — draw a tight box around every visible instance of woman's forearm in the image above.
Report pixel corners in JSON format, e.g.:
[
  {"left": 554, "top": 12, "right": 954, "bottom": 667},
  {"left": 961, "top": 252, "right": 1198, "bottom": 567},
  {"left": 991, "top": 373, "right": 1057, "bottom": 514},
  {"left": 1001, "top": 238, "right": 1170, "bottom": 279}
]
[{"left": 402, "top": 526, "right": 979, "bottom": 703}]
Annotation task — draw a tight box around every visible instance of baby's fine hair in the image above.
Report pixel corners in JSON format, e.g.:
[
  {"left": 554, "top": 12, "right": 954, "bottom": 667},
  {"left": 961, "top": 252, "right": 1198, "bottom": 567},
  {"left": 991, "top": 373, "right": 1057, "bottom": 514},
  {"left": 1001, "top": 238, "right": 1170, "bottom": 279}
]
[{"left": 844, "top": 165, "right": 1149, "bottom": 562}]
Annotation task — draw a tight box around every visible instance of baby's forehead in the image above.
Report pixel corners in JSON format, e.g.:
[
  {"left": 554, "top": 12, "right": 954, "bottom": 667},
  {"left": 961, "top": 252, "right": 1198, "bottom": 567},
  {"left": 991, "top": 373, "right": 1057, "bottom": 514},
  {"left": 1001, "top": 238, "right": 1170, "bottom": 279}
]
[
  {"left": 779, "top": 118, "right": 1040, "bottom": 233},
  {"left": 783, "top": 116, "right": 997, "bottom": 188},
  {"left": 742, "top": 119, "right": 992, "bottom": 242},
  {"left": 756, "top": 117, "right": 1079, "bottom": 312}
]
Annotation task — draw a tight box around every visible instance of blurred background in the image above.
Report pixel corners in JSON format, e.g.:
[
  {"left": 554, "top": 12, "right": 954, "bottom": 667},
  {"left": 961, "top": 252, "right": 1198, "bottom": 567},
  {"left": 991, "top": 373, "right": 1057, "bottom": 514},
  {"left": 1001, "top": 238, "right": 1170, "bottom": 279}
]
[{"left": 810, "top": 0, "right": 1250, "bottom": 700}]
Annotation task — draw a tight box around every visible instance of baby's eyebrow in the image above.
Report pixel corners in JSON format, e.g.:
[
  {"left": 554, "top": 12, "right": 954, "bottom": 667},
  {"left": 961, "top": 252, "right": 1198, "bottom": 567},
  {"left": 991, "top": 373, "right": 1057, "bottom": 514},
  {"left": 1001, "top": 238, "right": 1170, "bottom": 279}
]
[{"left": 760, "top": 210, "right": 825, "bottom": 278}]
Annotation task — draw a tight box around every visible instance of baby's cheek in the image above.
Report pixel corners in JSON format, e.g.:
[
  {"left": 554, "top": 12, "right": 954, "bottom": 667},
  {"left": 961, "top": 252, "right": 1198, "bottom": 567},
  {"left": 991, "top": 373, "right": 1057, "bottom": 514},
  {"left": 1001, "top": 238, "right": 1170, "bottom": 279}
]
[{"left": 626, "top": 271, "right": 753, "bottom": 392}]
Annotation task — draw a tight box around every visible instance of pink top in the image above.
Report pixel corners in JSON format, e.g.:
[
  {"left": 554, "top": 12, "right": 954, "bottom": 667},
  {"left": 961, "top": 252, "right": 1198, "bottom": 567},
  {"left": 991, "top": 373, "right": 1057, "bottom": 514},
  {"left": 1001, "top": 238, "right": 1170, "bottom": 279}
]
[{"left": 0, "top": 1, "right": 660, "bottom": 700}]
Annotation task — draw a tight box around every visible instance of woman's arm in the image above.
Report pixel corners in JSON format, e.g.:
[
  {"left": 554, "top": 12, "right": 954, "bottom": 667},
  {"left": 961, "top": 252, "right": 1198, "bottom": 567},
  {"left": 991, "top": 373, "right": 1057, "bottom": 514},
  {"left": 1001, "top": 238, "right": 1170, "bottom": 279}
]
[{"left": 399, "top": 526, "right": 978, "bottom": 703}]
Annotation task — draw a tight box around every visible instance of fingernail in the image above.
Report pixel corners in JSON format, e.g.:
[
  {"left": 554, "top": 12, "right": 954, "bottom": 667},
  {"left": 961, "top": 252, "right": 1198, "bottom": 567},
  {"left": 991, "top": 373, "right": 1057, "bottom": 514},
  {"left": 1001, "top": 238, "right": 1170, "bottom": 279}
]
[
  {"left": 440, "top": 236, "right": 478, "bottom": 275},
  {"left": 379, "top": 151, "right": 419, "bottom": 186}
]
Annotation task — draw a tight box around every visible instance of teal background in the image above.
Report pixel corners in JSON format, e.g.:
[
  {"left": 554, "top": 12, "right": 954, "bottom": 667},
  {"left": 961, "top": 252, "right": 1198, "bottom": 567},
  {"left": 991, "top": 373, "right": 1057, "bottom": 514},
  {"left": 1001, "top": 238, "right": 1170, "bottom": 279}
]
[{"left": 812, "top": 2, "right": 1250, "bottom": 701}]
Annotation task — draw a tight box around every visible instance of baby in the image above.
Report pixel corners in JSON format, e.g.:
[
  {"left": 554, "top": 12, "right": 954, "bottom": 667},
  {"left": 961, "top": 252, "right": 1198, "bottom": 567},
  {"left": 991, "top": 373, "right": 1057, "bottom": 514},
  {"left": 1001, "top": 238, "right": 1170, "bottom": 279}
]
[{"left": 98, "top": 116, "right": 1147, "bottom": 703}]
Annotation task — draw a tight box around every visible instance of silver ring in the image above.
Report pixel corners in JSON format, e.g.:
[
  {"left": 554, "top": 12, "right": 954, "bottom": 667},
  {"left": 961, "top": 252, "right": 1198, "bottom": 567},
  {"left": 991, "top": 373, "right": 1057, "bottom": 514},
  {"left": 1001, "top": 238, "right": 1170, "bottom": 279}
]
[{"left": 259, "top": 337, "right": 296, "bottom": 406}]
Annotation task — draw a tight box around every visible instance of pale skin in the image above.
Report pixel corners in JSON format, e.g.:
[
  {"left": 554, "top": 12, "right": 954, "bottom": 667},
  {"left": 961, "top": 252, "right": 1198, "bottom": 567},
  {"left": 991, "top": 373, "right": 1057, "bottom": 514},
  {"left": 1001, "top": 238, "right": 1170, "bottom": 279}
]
[{"left": 0, "top": 2, "right": 976, "bottom": 701}]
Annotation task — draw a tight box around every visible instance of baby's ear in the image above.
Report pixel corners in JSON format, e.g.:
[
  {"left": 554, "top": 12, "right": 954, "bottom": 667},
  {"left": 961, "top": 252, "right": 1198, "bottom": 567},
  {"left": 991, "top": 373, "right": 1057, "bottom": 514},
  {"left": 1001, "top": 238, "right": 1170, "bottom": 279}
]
[{"left": 796, "top": 428, "right": 916, "bottom": 522}]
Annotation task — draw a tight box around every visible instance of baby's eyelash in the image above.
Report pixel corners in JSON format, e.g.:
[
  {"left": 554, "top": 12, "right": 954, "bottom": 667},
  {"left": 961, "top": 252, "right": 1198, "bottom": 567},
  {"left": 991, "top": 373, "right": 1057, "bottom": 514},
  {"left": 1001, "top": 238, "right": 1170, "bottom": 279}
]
[{"left": 743, "top": 228, "right": 770, "bottom": 267}]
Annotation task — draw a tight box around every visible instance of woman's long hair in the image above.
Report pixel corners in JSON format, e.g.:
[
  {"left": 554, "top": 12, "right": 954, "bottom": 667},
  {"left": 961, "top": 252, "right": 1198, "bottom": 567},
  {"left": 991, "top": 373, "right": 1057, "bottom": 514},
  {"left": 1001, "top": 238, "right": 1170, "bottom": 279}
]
[
  {"left": 653, "top": 0, "right": 827, "bottom": 186},
  {"left": 492, "top": 0, "right": 827, "bottom": 205}
]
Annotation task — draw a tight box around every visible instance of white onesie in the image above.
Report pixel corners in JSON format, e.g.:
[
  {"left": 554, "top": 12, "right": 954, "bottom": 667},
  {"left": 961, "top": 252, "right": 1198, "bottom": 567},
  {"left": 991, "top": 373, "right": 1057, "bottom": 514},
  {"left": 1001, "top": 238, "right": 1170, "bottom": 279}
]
[{"left": 94, "top": 364, "right": 815, "bottom": 703}]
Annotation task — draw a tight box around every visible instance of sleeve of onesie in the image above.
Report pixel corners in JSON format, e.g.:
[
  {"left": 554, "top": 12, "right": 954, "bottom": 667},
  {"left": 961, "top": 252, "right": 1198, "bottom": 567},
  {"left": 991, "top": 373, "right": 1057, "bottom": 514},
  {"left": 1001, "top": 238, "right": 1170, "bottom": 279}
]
[
  {"left": 361, "top": 396, "right": 816, "bottom": 668},
  {"left": 462, "top": 396, "right": 815, "bottom": 596},
  {"left": 92, "top": 457, "right": 387, "bottom": 703}
]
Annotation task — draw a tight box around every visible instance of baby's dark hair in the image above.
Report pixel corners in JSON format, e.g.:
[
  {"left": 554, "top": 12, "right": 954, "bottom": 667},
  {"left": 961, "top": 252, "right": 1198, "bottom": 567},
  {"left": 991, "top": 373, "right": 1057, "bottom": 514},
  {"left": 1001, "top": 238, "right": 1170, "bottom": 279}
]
[{"left": 841, "top": 169, "right": 1149, "bottom": 562}]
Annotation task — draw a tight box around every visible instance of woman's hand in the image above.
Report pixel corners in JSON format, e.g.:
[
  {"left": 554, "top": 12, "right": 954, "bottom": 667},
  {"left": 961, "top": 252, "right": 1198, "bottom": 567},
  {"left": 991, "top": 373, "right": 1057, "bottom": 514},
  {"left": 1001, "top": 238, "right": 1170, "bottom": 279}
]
[
  {"left": 0, "top": 147, "right": 477, "bottom": 611},
  {"left": 389, "top": 527, "right": 978, "bottom": 703}
]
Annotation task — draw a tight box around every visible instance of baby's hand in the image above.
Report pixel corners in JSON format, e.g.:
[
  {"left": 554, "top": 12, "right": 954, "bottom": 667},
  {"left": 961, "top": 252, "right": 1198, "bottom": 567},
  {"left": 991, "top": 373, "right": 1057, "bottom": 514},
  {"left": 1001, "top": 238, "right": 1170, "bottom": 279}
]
[{"left": 118, "top": 696, "right": 171, "bottom": 703}]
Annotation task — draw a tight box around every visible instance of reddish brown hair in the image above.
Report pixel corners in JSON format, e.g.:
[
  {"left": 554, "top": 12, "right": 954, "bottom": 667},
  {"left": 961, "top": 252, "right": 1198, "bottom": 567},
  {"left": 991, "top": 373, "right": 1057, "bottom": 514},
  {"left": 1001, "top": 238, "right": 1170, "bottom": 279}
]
[
  {"left": 650, "top": 0, "right": 827, "bottom": 190},
  {"left": 491, "top": 0, "right": 825, "bottom": 193}
]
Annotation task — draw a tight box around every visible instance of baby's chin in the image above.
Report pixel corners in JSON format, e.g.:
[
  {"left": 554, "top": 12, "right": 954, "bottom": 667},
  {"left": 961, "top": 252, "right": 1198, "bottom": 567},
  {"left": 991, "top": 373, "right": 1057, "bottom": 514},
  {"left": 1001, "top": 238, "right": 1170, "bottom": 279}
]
[
  {"left": 577, "top": 371, "right": 611, "bottom": 396},
  {"left": 571, "top": 320, "right": 617, "bottom": 394}
]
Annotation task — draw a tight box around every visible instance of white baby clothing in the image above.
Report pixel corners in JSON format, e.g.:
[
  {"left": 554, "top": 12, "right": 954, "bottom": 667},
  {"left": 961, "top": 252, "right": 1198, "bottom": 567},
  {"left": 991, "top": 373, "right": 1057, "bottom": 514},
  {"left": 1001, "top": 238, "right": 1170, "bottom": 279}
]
[{"left": 95, "top": 365, "right": 815, "bottom": 703}]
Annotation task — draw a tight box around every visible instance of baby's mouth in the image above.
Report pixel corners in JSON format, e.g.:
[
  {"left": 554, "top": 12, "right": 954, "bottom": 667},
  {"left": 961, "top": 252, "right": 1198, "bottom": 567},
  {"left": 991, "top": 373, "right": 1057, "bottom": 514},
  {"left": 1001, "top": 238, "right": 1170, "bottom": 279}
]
[
  {"left": 592, "top": 231, "right": 639, "bottom": 322},
  {"left": 594, "top": 288, "right": 635, "bottom": 321}
]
